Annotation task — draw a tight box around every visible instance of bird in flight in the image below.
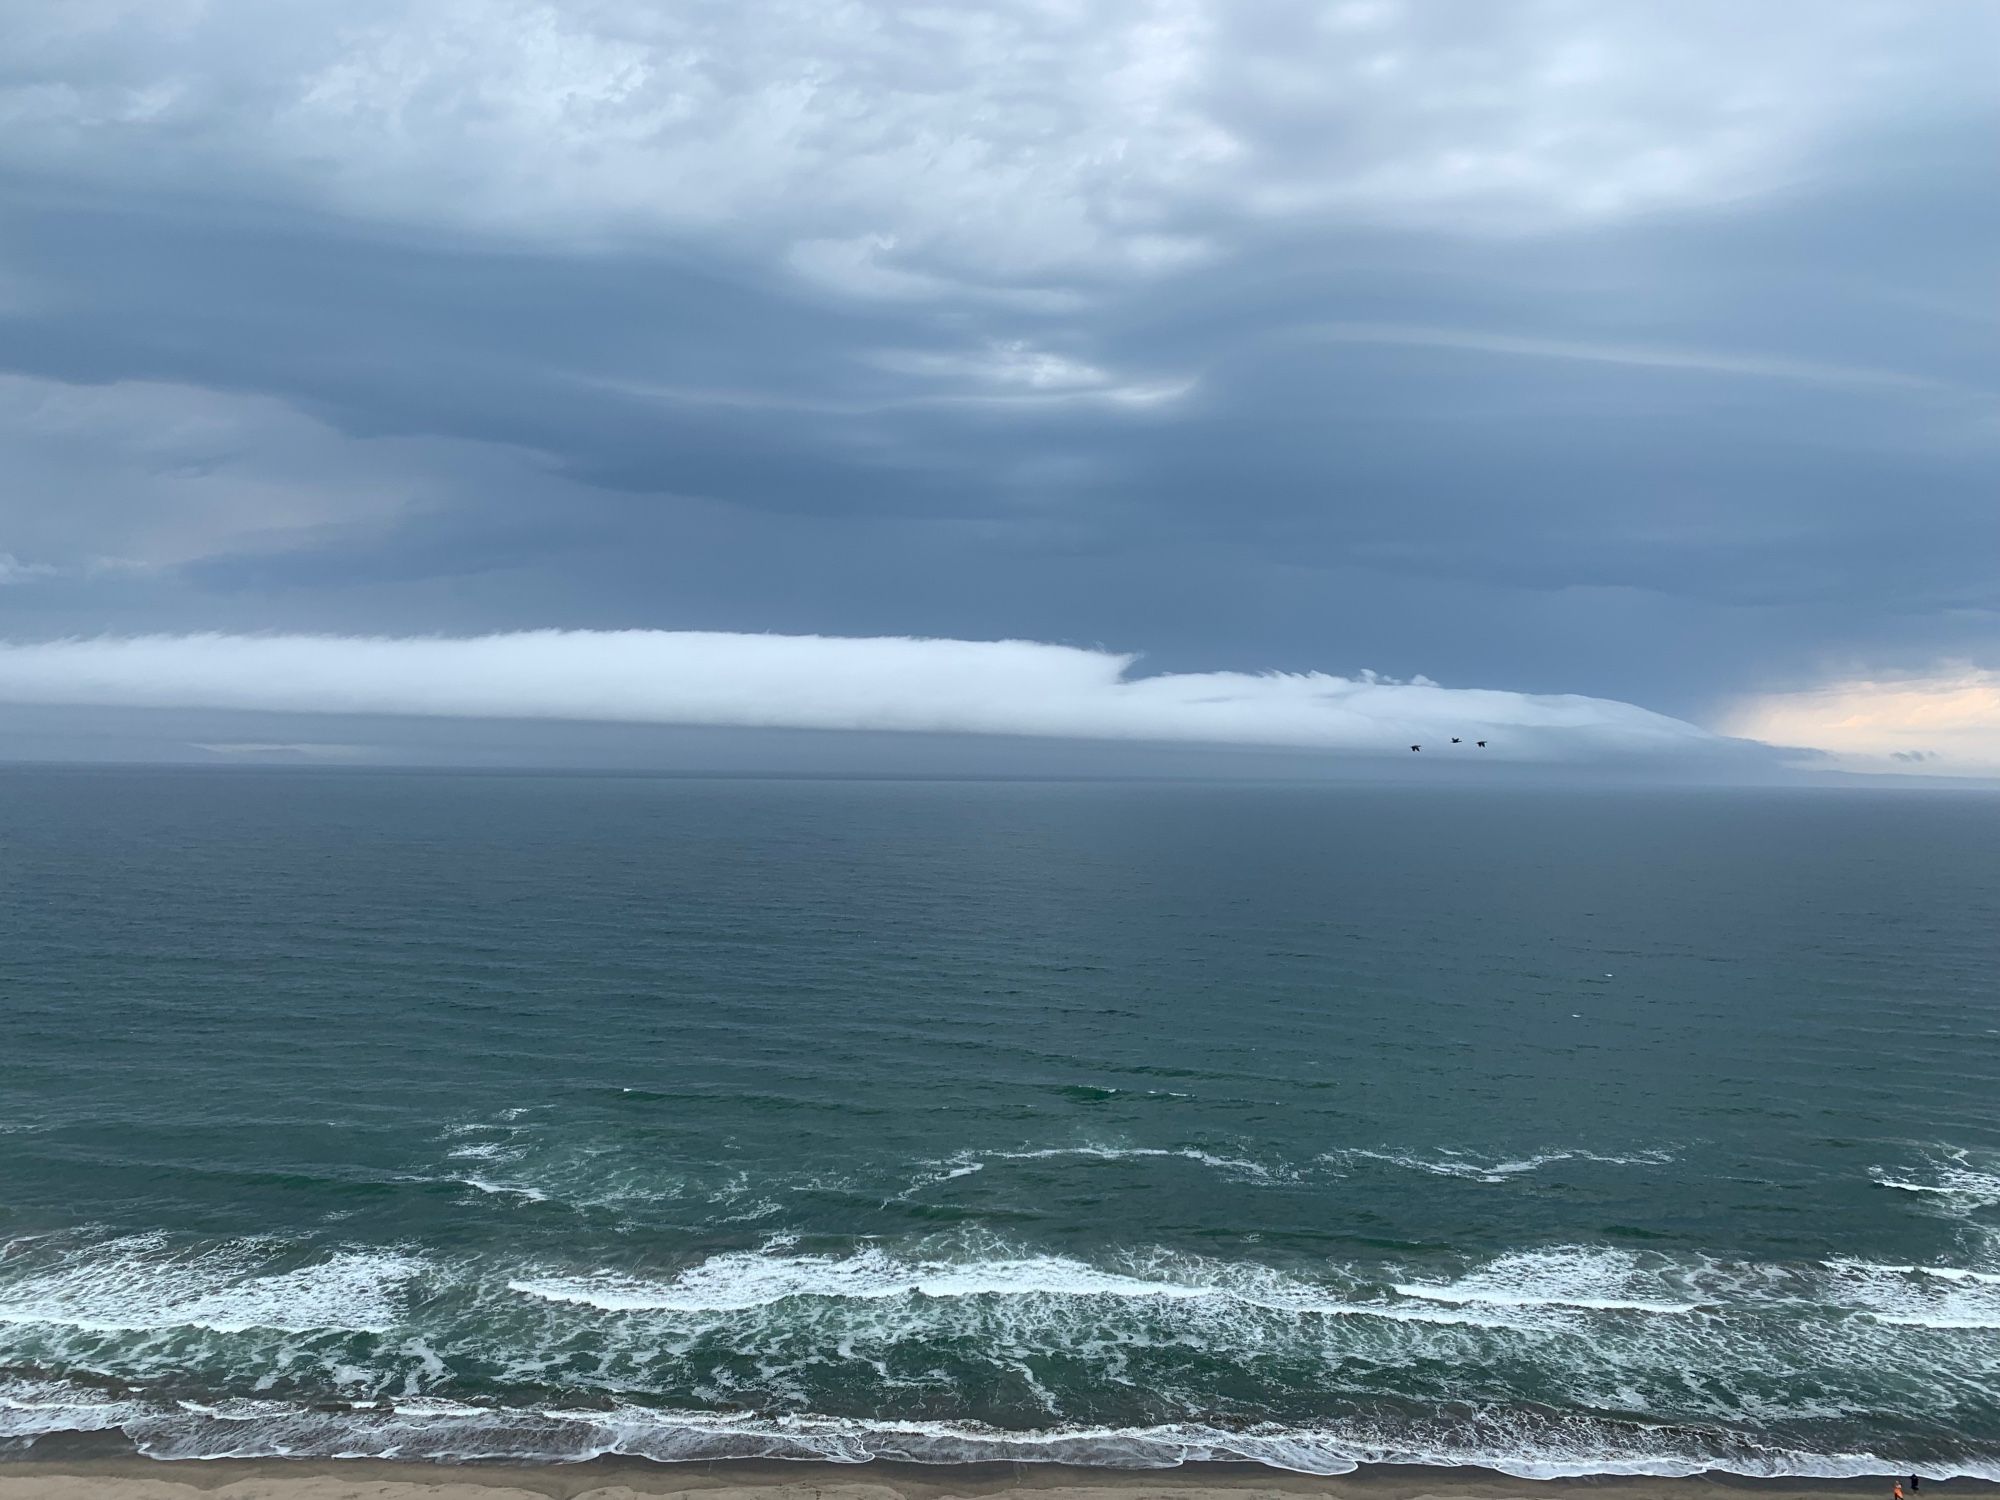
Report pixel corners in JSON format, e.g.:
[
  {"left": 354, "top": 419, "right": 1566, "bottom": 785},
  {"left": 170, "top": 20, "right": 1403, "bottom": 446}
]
[
  {"left": 1409, "top": 744, "right": 1421, "bottom": 752},
  {"left": 1476, "top": 740, "right": 1487, "bottom": 748},
  {"left": 1451, "top": 738, "right": 1461, "bottom": 744}
]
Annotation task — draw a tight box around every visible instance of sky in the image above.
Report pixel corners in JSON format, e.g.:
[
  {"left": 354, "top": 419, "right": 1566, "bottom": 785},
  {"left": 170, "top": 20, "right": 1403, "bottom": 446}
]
[{"left": 0, "top": 0, "right": 1994, "bottom": 777}]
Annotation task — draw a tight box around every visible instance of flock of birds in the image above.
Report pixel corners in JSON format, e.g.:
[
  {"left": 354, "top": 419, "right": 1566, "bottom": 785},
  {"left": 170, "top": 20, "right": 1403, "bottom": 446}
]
[{"left": 1409, "top": 738, "right": 1486, "bottom": 751}]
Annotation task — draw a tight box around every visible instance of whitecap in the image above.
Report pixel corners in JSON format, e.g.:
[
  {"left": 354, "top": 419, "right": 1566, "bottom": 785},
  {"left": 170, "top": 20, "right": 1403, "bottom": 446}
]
[
  {"left": 1391, "top": 1248, "right": 1699, "bottom": 1316},
  {"left": 1870, "top": 1151, "right": 2000, "bottom": 1208},
  {"left": 1394, "top": 1284, "right": 1696, "bottom": 1314},
  {"left": 501, "top": 1241, "right": 1582, "bottom": 1335},
  {"left": 0, "top": 1238, "right": 426, "bottom": 1335},
  {"left": 445, "top": 1142, "right": 521, "bottom": 1163},
  {"left": 983, "top": 1145, "right": 1282, "bottom": 1180},
  {"left": 1819, "top": 1258, "right": 2000, "bottom": 1330},
  {"left": 456, "top": 1177, "right": 550, "bottom": 1203},
  {"left": 1822, "top": 1258, "right": 2000, "bottom": 1286},
  {"left": 508, "top": 1247, "right": 1218, "bottom": 1312},
  {"left": 1331, "top": 1147, "right": 1673, "bottom": 1184}
]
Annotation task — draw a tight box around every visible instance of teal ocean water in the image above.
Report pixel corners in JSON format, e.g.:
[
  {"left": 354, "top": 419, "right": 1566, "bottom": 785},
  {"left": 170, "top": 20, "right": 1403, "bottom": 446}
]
[{"left": 1, "top": 769, "right": 1996, "bottom": 1477}]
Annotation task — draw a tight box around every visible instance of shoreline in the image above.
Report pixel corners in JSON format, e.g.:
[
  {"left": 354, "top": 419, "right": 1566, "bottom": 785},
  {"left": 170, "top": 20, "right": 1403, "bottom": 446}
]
[{"left": 0, "top": 1458, "right": 1992, "bottom": 1500}]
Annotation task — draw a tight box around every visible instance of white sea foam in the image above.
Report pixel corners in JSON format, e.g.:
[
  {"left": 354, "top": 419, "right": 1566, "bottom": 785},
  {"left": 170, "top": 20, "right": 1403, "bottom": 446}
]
[
  {"left": 506, "top": 1237, "right": 2000, "bottom": 1342},
  {"left": 3, "top": 1379, "right": 1997, "bottom": 1481},
  {"left": 1924, "top": 1266, "right": 2000, "bottom": 1284},
  {"left": 0, "top": 1238, "right": 425, "bottom": 1335},
  {"left": 1392, "top": 1248, "right": 1699, "bottom": 1315},
  {"left": 984, "top": 1145, "right": 1284, "bottom": 1180},
  {"left": 510, "top": 1247, "right": 1220, "bottom": 1312},
  {"left": 11, "top": 1233, "right": 2000, "bottom": 1477},
  {"left": 423, "top": 1134, "right": 1296, "bottom": 1217},
  {"left": 891, "top": 1157, "right": 986, "bottom": 1201},
  {"left": 1395, "top": 1285, "right": 1695, "bottom": 1315},
  {"left": 1823, "top": 1259, "right": 2000, "bottom": 1286},
  {"left": 1873, "top": 1175, "right": 2000, "bottom": 1201},
  {"left": 890, "top": 1144, "right": 1292, "bottom": 1201},
  {"left": 1819, "top": 1258, "right": 2000, "bottom": 1330},
  {"left": 0, "top": 1378, "right": 144, "bottom": 1440},
  {"left": 505, "top": 1242, "right": 1640, "bottom": 1334},
  {"left": 1331, "top": 1147, "right": 1674, "bottom": 1184},
  {"left": 1865, "top": 1313, "right": 2000, "bottom": 1329},
  {"left": 446, "top": 1142, "right": 520, "bottom": 1163},
  {"left": 1871, "top": 1150, "right": 2000, "bottom": 1209},
  {"left": 457, "top": 1177, "right": 550, "bottom": 1202}
]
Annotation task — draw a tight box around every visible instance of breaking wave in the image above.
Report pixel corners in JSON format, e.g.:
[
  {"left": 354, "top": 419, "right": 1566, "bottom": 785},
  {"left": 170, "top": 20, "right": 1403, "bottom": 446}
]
[
  {"left": 3, "top": 1228, "right": 1997, "bottom": 1477},
  {"left": 2, "top": 1382, "right": 1996, "bottom": 1479},
  {"left": 0, "top": 1235, "right": 425, "bottom": 1335},
  {"left": 1328, "top": 1148, "right": 1677, "bottom": 1184},
  {"left": 423, "top": 1115, "right": 1684, "bottom": 1213},
  {"left": 1391, "top": 1248, "right": 1700, "bottom": 1314},
  {"left": 1872, "top": 1151, "right": 2000, "bottom": 1211},
  {"left": 1820, "top": 1259, "right": 2000, "bottom": 1329}
]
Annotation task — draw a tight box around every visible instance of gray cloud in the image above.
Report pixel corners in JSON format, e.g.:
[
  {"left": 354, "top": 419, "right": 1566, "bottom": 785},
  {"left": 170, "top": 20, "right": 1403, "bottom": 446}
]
[
  {"left": 7, "top": 2, "right": 1976, "bottom": 279},
  {"left": 0, "top": 629, "right": 1761, "bottom": 765},
  {"left": 0, "top": 1, "right": 1994, "bottom": 767}
]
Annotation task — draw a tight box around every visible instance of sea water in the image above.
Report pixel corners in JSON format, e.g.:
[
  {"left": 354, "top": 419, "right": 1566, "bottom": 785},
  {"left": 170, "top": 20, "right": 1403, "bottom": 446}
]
[{"left": 0, "top": 769, "right": 1995, "bottom": 1475}]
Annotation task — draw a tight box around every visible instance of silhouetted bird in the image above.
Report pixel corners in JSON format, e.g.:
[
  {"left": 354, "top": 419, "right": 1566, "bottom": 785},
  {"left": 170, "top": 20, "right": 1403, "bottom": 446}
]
[
  {"left": 1475, "top": 740, "right": 1486, "bottom": 748},
  {"left": 1409, "top": 744, "right": 1421, "bottom": 752},
  {"left": 1451, "top": 738, "right": 1461, "bottom": 744}
]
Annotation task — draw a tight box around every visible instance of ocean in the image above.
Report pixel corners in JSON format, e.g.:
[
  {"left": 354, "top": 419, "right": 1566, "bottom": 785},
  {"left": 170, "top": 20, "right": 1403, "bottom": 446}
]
[{"left": 0, "top": 768, "right": 1995, "bottom": 1478}]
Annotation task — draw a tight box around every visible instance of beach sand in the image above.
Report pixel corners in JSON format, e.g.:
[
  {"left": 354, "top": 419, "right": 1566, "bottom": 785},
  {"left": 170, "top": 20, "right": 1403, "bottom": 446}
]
[{"left": 0, "top": 1460, "right": 1986, "bottom": 1500}]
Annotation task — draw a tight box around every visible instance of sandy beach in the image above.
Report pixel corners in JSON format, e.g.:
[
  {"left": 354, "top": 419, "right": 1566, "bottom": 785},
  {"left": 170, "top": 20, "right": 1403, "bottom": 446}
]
[{"left": 0, "top": 1461, "right": 1989, "bottom": 1500}]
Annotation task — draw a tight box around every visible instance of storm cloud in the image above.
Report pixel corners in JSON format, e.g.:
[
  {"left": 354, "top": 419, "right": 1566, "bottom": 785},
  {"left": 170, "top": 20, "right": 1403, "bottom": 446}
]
[{"left": 0, "top": 2, "right": 1993, "bottom": 773}]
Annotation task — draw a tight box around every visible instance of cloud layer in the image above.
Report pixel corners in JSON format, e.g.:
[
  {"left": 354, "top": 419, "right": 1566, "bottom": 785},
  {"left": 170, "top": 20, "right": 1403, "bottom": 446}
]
[
  {"left": 0, "top": 631, "right": 1739, "bottom": 763},
  {"left": 0, "top": 1, "right": 1994, "bottom": 758},
  {"left": 9, "top": 2, "right": 1981, "bottom": 288}
]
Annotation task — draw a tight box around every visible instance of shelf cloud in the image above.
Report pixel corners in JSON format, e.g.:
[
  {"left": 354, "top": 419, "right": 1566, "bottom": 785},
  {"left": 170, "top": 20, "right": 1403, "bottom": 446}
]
[
  {"left": 0, "top": 2, "right": 1993, "bottom": 764},
  {"left": 0, "top": 630, "right": 1756, "bottom": 764}
]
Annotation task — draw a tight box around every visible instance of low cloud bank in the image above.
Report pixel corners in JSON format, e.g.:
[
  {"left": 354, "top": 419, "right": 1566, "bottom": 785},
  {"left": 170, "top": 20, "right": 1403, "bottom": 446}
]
[{"left": 0, "top": 631, "right": 1747, "bottom": 763}]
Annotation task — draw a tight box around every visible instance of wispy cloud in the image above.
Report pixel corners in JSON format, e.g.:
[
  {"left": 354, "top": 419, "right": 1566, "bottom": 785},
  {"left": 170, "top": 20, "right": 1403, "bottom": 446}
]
[
  {"left": 0, "top": 553, "right": 58, "bottom": 585},
  {"left": 1309, "top": 324, "right": 1974, "bottom": 398},
  {"left": 0, "top": 631, "right": 1745, "bottom": 764},
  {"left": 584, "top": 364, "right": 1194, "bottom": 417}
]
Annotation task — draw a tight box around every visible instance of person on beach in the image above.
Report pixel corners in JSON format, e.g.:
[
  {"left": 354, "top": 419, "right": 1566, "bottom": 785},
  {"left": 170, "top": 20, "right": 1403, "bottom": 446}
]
[
  {"left": 1894, "top": 1484, "right": 1904, "bottom": 1500},
  {"left": 1910, "top": 1478, "right": 1920, "bottom": 1493}
]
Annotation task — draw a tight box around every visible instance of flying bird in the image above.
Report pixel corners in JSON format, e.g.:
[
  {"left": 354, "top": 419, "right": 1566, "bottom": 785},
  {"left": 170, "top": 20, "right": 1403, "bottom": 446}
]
[
  {"left": 1476, "top": 740, "right": 1487, "bottom": 748},
  {"left": 1409, "top": 744, "right": 1421, "bottom": 752},
  {"left": 1451, "top": 738, "right": 1461, "bottom": 744}
]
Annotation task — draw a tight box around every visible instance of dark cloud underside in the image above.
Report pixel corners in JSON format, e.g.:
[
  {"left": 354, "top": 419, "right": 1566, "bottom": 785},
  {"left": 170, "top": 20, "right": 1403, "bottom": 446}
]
[{"left": 0, "top": 1, "right": 1994, "bottom": 770}]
